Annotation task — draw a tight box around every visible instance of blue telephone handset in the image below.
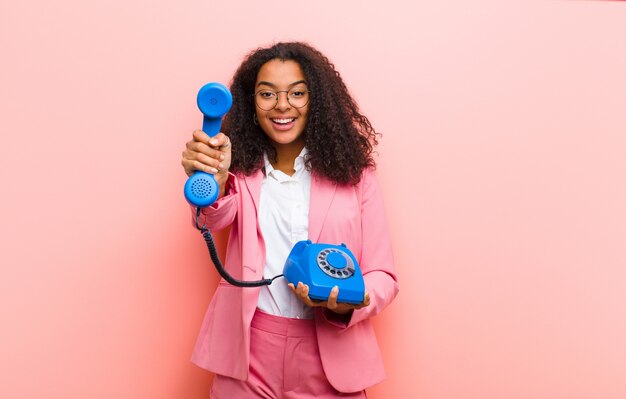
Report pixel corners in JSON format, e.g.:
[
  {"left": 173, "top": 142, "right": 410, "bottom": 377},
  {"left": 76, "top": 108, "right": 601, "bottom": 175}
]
[
  {"left": 184, "top": 82, "right": 233, "bottom": 207},
  {"left": 283, "top": 240, "right": 365, "bottom": 304}
]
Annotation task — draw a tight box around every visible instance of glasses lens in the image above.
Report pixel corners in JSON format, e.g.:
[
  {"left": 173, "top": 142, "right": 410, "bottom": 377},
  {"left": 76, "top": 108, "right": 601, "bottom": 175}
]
[
  {"left": 255, "top": 90, "right": 277, "bottom": 111},
  {"left": 287, "top": 88, "right": 309, "bottom": 109}
]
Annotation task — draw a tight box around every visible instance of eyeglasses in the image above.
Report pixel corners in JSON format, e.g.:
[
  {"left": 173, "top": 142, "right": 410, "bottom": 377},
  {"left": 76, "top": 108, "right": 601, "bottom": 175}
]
[{"left": 254, "top": 88, "right": 311, "bottom": 111}]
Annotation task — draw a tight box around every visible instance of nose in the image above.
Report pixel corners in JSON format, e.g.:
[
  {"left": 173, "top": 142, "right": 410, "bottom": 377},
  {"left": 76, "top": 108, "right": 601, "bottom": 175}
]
[{"left": 274, "top": 91, "right": 291, "bottom": 111}]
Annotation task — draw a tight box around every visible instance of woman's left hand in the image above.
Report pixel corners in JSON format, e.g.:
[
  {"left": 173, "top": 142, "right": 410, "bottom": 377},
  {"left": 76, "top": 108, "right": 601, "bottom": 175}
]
[{"left": 288, "top": 282, "right": 370, "bottom": 315}]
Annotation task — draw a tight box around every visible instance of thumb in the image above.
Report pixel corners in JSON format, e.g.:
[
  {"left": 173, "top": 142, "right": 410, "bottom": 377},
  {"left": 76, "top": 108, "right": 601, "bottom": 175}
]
[
  {"left": 220, "top": 137, "right": 232, "bottom": 152},
  {"left": 209, "top": 132, "right": 231, "bottom": 149}
]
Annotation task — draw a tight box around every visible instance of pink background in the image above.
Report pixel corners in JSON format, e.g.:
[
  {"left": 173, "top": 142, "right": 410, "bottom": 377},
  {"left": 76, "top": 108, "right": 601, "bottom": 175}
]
[{"left": 1, "top": 1, "right": 625, "bottom": 398}]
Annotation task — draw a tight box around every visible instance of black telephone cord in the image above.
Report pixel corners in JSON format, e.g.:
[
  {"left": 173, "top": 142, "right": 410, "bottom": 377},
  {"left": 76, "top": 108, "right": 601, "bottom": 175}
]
[{"left": 196, "top": 207, "right": 282, "bottom": 287}]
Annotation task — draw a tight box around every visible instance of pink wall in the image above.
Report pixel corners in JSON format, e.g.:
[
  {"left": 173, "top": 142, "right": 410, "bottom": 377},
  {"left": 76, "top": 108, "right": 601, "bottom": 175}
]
[{"left": 1, "top": 1, "right": 625, "bottom": 398}]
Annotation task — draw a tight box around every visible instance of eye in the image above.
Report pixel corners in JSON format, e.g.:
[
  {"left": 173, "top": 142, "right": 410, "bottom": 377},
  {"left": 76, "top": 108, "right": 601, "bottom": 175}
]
[
  {"left": 289, "top": 90, "right": 306, "bottom": 98},
  {"left": 258, "top": 90, "right": 276, "bottom": 99}
]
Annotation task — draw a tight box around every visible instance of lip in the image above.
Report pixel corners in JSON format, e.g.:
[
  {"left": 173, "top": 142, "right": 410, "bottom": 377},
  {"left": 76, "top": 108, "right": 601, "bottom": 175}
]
[
  {"left": 270, "top": 115, "right": 297, "bottom": 120},
  {"left": 267, "top": 115, "right": 297, "bottom": 131},
  {"left": 271, "top": 118, "right": 296, "bottom": 131}
]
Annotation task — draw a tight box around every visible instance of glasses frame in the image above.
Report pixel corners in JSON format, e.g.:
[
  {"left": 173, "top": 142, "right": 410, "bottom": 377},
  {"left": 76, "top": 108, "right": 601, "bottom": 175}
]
[{"left": 253, "top": 88, "right": 312, "bottom": 111}]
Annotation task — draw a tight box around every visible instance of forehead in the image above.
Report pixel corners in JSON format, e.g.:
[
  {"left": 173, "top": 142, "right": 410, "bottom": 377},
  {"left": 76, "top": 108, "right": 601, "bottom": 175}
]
[{"left": 256, "top": 59, "right": 306, "bottom": 86}]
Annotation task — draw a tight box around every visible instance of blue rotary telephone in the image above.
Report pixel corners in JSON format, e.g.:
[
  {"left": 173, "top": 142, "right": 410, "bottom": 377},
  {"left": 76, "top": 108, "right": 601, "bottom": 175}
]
[
  {"left": 188, "top": 83, "right": 365, "bottom": 304},
  {"left": 284, "top": 240, "right": 365, "bottom": 304}
]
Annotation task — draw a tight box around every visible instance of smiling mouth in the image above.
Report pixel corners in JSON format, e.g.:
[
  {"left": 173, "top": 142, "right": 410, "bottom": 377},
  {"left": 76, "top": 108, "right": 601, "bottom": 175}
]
[{"left": 271, "top": 118, "right": 296, "bottom": 125}]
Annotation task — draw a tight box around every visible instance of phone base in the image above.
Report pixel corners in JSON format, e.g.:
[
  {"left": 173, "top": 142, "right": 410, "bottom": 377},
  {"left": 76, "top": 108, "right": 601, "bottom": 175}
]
[{"left": 283, "top": 240, "right": 365, "bottom": 304}]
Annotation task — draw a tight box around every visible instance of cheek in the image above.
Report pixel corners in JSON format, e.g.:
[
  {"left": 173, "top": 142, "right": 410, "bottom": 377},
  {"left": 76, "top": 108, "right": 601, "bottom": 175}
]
[
  {"left": 299, "top": 109, "right": 310, "bottom": 125},
  {"left": 257, "top": 111, "right": 271, "bottom": 131}
]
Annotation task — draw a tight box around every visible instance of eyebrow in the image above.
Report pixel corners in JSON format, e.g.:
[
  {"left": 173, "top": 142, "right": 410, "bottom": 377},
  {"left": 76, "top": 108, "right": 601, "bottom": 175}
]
[{"left": 256, "top": 80, "right": 307, "bottom": 88}]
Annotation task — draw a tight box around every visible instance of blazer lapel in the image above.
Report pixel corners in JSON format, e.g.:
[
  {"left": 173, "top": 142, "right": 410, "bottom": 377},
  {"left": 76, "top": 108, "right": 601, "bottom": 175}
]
[
  {"left": 241, "top": 170, "right": 264, "bottom": 280},
  {"left": 309, "top": 173, "right": 337, "bottom": 243},
  {"left": 242, "top": 169, "right": 264, "bottom": 216}
]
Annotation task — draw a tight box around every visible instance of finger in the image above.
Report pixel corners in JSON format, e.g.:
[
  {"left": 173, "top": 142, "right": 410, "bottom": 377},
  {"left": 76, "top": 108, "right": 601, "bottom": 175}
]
[
  {"left": 196, "top": 152, "right": 225, "bottom": 171},
  {"left": 192, "top": 129, "right": 212, "bottom": 145},
  {"left": 181, "top": 159, "right": 214, "bottom": 176},
  {"left": 297, "top": 282, "right": 310, "bottom": 299},
  {"left": 185, "top": 159, "right": 219, "bottom": 175},
  {"left": 294, "top": 282, "right": 307, "bottom": 300},
  {"left": 208, "top": 132, "right": 231, "bottom": 149},
  {"left": 215, "top": 133, "right": 232, "bottom": 149},
  {"left": 187, "top": 141, "right": 226, "bottom": 161},
  {"left": 363, "top": 291, "right": 370, "bottom": 307},
  {"left": 192, "top": 129, "right": 229, "bottom": 150},
  {"left": 326, "top": 286, "right": 339, "bottom": 310},
  {"left": 186, "top": 148, "right": 227, "bottom": 172},
  {"left": 299, "top": 283, "right": 320, "bottom": 307},
  {"left": 183, "top": 149, "right": 223, "bottom": 170}
]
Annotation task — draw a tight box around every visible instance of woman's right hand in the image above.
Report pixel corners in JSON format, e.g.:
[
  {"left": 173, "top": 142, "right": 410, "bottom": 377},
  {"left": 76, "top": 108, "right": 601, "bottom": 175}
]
[{"left": 181, "top": 130, "right": 232, "bottom": 189}]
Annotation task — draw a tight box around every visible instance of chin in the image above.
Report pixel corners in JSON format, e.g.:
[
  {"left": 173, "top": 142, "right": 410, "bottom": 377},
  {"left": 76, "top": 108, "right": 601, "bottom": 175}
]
[
  {"left": 270, "top": 133, "right": 304, "bottom": 147},
  {"left": 272, "top": 138, "right": 300, "bottom": 146}
]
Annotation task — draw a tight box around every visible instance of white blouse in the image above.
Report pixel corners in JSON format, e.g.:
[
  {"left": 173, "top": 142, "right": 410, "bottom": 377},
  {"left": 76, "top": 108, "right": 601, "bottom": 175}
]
[{"left": 256, "top": 148, "right": 314, "bottom": 319}]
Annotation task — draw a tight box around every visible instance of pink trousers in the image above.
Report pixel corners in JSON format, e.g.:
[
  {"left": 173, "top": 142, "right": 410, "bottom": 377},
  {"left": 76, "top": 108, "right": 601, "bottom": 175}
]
[{"left": 210, "top": 309, "right": 367, "bottom": 399}]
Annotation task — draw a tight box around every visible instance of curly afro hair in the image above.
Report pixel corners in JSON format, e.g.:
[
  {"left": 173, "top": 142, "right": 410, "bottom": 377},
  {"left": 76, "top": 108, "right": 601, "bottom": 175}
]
[{"left": 222, "top": 41, "right": 380, "bottom": 186}]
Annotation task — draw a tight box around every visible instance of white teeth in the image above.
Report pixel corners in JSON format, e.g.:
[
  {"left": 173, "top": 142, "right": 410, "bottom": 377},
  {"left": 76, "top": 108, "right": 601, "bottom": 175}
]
[{"left": 272, "top": 118, "right": 295, "bottom": 124}]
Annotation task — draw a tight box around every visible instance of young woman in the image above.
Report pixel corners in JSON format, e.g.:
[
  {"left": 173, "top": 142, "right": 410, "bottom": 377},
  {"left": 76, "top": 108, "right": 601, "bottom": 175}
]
[{"left": 181, "top": 42, "right": 399, "bottom": 399}]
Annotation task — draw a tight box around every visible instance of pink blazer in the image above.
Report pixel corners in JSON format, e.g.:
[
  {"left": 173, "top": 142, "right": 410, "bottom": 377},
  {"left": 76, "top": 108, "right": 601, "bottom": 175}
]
[{"left": 190, "top": 167, "right": 399, "bottom": 393}]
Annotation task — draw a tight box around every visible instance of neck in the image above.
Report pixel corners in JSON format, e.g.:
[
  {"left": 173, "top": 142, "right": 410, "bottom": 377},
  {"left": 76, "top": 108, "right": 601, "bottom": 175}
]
[{"left": 271, "top": 140, "right": 305, "bottom": 176}]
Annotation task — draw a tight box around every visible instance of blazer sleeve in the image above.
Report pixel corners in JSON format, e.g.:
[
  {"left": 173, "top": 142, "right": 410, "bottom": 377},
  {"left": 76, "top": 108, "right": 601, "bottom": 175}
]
[
  {"left": 189, "top": 172, "right": 240, "bottom": 232},
  {"left": 321, "top": 168, "right": 399, "bottom": 328}
]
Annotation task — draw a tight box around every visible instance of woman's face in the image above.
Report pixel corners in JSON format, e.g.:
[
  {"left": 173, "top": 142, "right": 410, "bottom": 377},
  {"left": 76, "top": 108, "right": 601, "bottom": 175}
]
[{"left": 254, "top": 59, "right": 310, "bottom": 151}]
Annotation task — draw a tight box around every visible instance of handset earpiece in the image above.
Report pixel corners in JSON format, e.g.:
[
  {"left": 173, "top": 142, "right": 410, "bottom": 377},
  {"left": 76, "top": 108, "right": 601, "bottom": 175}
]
[{"left": 184, "top": 82, "right": 233, "bottom": 207}]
